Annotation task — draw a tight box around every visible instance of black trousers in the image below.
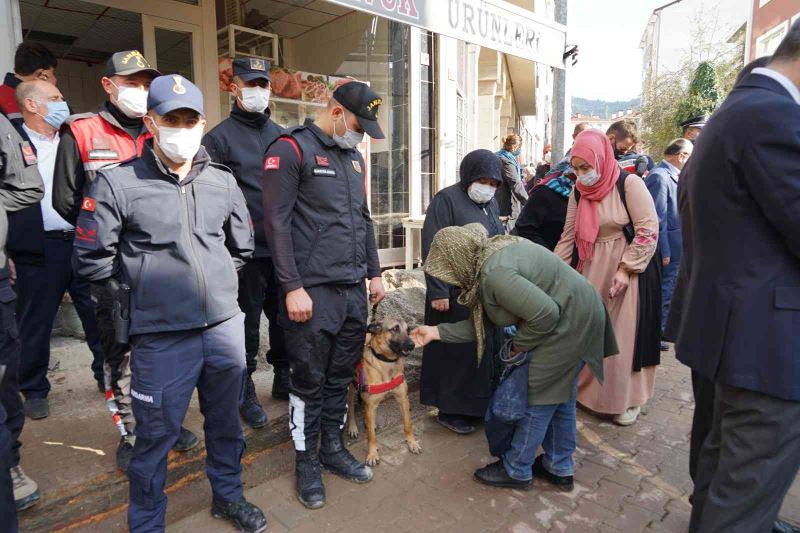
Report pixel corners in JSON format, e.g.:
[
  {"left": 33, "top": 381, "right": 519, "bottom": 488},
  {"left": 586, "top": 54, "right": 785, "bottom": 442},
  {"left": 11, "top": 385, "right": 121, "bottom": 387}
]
[
  {"left": 689, "top": 383, "right": 800, "bottom": 533},
  {"left": 0, "top": 286, "right": 23, "bottom": 467},
  {"left": 282, "top": 284, "right": 367, "bottom": 451},
  {"left": 17, "top": 237, "right": 104, "bottom": 398},
  {"left": 237, "top": 258, "right": 287, "bottom": 375},
  {"left": 689, "top": 370, "right": 715, "bottom": 482},
  {"left": 0, "top": 399, "right": 17, "bottom": 533}
]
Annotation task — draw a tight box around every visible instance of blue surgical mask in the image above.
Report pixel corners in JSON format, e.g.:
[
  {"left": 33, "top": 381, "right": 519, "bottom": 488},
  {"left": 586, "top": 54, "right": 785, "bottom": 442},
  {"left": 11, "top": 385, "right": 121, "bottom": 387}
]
[
  {"left": 38, "top": 101, "right": 70, "bottom": 129},
  {"left": 512, "top": 149, "right": 521, "bottom": 156},
  {"left": 332, "top": 111, "right": 364, "bottom": 150}
]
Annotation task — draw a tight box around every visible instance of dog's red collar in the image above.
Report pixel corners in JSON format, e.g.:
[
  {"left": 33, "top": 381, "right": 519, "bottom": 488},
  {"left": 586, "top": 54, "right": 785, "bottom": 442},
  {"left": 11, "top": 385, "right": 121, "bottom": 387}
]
[{"left": 356, "top": 362, "right": 405, "bottom": 395}]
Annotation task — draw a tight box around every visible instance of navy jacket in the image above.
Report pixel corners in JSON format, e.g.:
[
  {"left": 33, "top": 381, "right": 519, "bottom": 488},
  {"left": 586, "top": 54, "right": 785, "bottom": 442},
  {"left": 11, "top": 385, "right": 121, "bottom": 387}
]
[
  {"left": 645, "top": 161, "right": 681, "bottom": 261},
  {"left": 674, "top": 73, "right": 800, "bottom": 401},
  {"left": 73, "top": 143, "right": 254, "bottom": 335},
  {"left": 203, "top": 105, "right": 283, "bottom": 258}
]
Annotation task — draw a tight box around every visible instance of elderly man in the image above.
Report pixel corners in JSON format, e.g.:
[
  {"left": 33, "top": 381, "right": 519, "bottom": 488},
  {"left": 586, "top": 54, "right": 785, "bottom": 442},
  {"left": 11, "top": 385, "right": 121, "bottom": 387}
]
[{"left": 644, "top": 138, "right": 692, "bottom": 348}]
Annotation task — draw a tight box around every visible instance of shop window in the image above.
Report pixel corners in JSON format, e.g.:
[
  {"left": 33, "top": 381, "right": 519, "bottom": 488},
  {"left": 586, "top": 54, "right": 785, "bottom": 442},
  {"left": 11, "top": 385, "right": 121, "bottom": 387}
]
[
  {"left": 420, "top": 30, "right": 437, "bottom": 214},
  {"left": 756, "top": 21, "right": 788, "bottom": 58},
  {"left": 456, "top": 89, "right": 467, "bottom": 169}
]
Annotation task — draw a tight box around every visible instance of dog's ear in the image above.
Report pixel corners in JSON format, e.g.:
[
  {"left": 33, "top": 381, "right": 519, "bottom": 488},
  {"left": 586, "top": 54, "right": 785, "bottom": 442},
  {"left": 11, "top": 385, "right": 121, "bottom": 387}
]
[{"left": 367, "top": 322, "right": 383, "bottom": 334}]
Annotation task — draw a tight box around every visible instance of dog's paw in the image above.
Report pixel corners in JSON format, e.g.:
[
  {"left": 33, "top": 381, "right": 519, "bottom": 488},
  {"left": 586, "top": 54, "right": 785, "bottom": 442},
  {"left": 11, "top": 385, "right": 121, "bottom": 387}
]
[
  {"left": 366, "top": 450, "right": 381, "bottom": 466},
  {"left": 347, "top": 427, "right": 359, "bottom": 440},
  {"left": 407, "top": 440, "right": 422, "bottom": 455}
]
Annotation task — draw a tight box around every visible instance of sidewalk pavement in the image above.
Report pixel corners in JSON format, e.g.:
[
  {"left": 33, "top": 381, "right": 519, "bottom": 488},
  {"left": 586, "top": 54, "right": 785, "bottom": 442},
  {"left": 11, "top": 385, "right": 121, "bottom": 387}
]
[{"left": 170, "top": 352, "right": 800, "bottom": 533}]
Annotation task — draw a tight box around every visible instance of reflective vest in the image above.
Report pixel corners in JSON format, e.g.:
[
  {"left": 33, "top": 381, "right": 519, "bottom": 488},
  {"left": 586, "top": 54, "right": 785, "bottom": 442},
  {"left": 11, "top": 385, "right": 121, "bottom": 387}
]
[{"left": 67, "top": 111, "right": 150, "bottom": 179}]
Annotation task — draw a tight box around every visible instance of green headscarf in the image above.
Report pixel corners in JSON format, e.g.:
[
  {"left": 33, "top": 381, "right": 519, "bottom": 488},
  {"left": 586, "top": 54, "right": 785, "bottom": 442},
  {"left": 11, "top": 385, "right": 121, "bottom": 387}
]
[{"left": 424, "top": 223, "right": 521, "bottom": 362}]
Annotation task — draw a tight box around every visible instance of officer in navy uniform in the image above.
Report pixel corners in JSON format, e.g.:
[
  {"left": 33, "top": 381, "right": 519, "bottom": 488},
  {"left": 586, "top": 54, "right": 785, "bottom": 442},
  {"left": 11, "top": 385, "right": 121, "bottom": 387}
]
[
  {"left": 0, "top": 112, "right": 45, "bottom": 533},
  {"left": 73, "top": 75, "right": 267, "bottom": 533},
  {"left": 679, "top": 115, "right": 708, "bottom": 143},
  {"left": 203, "top": 57, "right": 288, "bottom": 430},
  {"left": 263, "top": 81, "right": 386, "bottom": 509}
]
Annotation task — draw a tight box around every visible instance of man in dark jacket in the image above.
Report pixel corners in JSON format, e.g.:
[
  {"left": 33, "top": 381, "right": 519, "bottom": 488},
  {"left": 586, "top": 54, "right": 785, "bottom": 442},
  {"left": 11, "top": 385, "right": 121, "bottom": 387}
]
[
  {"left": 73, "top": 75, "right": 266, "bottom": 533},
  {"left": 420, "top": 149, "right": 505, "bottom": 434},
  {"left": 203, "top": 57, "right": 287, "bottom": 429},
  {"left": 0, "top": 112, "right": 45, "bottom": 533},
  {"left": 674, "top": 25, "right": 800, "bottom": 533},
  {"left": 263, "top": 81, "right": 385, "bottom": 510}
]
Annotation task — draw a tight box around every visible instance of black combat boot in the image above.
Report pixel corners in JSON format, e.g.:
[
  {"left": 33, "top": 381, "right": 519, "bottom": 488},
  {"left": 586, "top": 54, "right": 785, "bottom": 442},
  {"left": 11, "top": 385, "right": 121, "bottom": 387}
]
[
  {"left": 240, "top": 374, "right": 268, "bottom": 428},
  {"left": 211, "top": 498, "right": 268, "bottom": 532},
  {"left": 271, "top": 365, "right": 290, "bottom": 401},
  {"left": 172, "top": 426, "right": 200, "bottom": 452},
  {"left": 319, "top": 427, "right": 373, "bottom": 484},
  {"left": 295, "top": 450, "right": 325, "bottom": 509}
]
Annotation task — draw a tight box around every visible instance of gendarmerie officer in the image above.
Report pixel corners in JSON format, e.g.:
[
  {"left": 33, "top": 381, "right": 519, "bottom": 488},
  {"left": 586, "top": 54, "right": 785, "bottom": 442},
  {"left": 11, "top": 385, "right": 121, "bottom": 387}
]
[
  {"left": 203, "top": 57, "right": 287, "bottom": 429},
  {"left": 263, "top": 81, "right": 386, "bottom": 509},
  {"left": 0, "top": 112, "right": 45, "bottom": 533},
  {"left": 52, "top": 50, "right": 198, "bottom": 470},
  {"left": 73, "top": 75, "right": 266, "bottom": 533}
]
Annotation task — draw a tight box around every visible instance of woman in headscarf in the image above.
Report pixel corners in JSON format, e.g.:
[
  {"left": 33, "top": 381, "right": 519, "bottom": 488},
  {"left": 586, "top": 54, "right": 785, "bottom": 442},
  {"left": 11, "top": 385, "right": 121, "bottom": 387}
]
[
  {"left": 420, "top": 149, "right": 506, "bottom": 434},
  {"left": 554, "top": 129, "right": 660, "bottom": 426},
  {"left": 413, "top": 224, "right": 617, "bottom": 489},
  {"left": 495, "top": 134, "right": 528, "bottom": 230}
]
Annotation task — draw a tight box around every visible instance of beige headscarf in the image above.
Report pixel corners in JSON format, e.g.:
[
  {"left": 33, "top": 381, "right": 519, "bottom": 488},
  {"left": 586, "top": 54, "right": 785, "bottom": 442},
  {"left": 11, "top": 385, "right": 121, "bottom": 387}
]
[{"left": 424, "top": 223, "right": 521, "bottom": 362}]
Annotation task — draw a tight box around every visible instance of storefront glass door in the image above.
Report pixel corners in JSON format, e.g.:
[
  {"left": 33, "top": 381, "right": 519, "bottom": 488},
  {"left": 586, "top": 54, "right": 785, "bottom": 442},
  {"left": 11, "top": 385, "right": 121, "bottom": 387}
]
[{"left": 143, "top": 16, "right": 202, "bottom": 84}]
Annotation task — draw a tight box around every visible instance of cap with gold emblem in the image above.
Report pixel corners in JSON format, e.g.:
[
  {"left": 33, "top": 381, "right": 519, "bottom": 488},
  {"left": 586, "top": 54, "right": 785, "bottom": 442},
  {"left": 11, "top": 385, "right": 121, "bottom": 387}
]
[
  {"left": 105, "top": 50, "right": 160, "bottom": 78},
  {"left": 332, "top": 81, "right": 385, "bottom": 139},
  {"left": 233, "top": 57, "right": 271, "bottom": 82},
  {"left": 147, "top": 74, "right": 204, "bottom": 116}
]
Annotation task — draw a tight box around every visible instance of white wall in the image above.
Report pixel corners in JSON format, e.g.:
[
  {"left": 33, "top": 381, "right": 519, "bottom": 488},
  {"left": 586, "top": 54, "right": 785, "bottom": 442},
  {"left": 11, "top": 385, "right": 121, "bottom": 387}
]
[
  {"left": 436, "top": 35, "right": 461, "bottom": 190},
  {"left": 0, "top": 0, "right": 22, "bottom": 76},
  {"left": 58, "top": 59, "right": 108, "bottom": 114}
]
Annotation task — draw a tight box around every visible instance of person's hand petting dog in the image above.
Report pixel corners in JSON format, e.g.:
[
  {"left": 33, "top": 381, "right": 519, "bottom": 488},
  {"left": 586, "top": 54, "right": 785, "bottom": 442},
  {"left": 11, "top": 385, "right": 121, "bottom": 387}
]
[{"left": 411, "top": 325, "right": 440, "bottom": 347}]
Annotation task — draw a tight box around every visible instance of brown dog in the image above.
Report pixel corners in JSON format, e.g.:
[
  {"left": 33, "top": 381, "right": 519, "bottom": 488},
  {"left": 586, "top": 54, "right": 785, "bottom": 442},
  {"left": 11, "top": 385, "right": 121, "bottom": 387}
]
[{"left": 346, "top": 318, "right": 422, "bottom": 466}]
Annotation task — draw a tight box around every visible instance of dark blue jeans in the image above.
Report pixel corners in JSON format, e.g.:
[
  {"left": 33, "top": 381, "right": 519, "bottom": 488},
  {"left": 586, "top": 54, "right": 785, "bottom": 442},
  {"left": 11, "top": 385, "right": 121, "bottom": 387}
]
[{"left": 501, "top": 362, "right": 583, "bottom": 481}]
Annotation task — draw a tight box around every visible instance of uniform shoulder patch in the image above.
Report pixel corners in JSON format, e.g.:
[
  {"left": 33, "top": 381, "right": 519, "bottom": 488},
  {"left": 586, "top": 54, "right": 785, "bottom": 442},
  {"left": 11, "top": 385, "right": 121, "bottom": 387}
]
[
  {"left": 352, "top": 160, "right": 362, "bottom": 173},
  {"left": 264, "top": 156, "right": 280, "bottom": 170},
  {"left": 74, "top": 219, "right": 98, "bottom": 250},
  {"left": 81, "top": 197, "right": 96, "bottom": 212}
]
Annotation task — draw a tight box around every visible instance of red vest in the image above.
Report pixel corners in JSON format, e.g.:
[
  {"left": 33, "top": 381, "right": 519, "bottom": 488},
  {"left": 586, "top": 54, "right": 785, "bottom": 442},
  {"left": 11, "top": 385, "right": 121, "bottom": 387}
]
[
  {"left": 67, "top": 112, "right": 150, "bottom": 177},
  {"left": 0, "top": 82, "right": 21, "bottom": 121}
]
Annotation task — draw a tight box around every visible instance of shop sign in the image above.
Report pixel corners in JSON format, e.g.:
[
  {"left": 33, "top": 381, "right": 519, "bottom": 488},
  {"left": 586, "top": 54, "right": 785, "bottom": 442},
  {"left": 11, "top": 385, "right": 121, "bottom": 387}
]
[{"left": 326, "top": 0, "right": 567, "bottom": 69}]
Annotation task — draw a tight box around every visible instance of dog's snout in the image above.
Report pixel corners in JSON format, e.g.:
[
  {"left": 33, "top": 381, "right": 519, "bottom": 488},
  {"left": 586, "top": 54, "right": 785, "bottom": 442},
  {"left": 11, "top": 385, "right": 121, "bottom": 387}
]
[{"left": 403, "top": 339, "right": 415, "bottom": 352}]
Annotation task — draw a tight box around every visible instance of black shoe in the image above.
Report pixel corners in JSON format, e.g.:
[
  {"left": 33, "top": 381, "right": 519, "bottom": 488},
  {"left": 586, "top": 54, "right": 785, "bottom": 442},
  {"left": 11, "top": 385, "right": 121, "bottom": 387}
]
[
  {"left": 532, "top": 455, "right": 574, "bottom": 492},
  {"left": 319, "top": 428, "right": 373, "bottom": 483},
  {"left": 116, "top": 436, "right": 135, "bottom": 472},
  {"left": 172, "top": 427, "right": 200, "bottom": 452},
  {"left": 774, "top": 519, "right": 800, "bottom": 533},
  {"left": 660, "top": 342, "right": 670, "bottom": 352},
  {"left": 271, "top": 365, "right": 290, "bottom": 401},
  {"left": 96, "top": 377, "right": 106, "bottom": 394},
  {"left": 24, "top": 398, "right": 49, "bottom": 420},
  {"left": 295, "top": 450, "right": 326, "bottom": 509},
  {"left": 436, "top": 413, "right": 476, "bottom": 434},
  {"left": 211, "top": 498, "right": 267, "bottom": 533},
  {"left": 474, "top": 460, "right": 532, "bottom": 490},
  {"left": 240, "top": 375, "right": 268, "bottom": 428}
]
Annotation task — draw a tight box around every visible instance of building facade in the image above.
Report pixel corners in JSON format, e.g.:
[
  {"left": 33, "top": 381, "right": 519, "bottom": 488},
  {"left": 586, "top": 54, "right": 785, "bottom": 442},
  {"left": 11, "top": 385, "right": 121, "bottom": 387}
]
[
  {"left": 0, "top": 0, "right": 566, "bottom": 267},
  {"left": 746, "top": 0, "right": 800, "bottom": 61}
]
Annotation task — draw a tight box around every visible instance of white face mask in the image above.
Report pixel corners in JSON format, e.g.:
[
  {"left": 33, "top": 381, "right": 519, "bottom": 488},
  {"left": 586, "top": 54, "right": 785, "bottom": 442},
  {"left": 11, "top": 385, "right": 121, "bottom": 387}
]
[
  {"left": 467, "top": 182, "right": 497, "bottom": 204},
  {"left": 149, "top": 119, "right": 204, "bottom": 164},
  {"left": 577, "top": 169, "right": 601, "bottom": 187},
  {"left": 332, "top": 111, "right": 364, "bottom": 150},
  {"left": 112, "top": 81, "right": 148, "bottom": 118},
  {"left": 238, "top": 86, "right": 270, "bottom": 113}
]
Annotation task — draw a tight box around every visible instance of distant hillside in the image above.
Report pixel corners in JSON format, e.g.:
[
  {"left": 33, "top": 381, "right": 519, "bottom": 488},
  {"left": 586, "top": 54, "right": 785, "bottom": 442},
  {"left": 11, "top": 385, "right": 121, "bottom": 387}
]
[{"left": 572, "top": 97, "right": 641, "bottom": 119}]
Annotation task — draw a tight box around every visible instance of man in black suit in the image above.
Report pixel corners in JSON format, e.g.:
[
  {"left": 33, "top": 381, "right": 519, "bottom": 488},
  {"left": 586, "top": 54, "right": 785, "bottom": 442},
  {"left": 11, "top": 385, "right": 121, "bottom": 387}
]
[{"left": 672, "top": 24, "right": 800, "bottom": 533}]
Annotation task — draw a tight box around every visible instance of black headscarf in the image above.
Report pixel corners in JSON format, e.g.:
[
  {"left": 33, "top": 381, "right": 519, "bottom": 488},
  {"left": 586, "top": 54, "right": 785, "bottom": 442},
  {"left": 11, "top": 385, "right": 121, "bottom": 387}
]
[{"left": 459, "top": 149, "right": 503, "bottom": 189}]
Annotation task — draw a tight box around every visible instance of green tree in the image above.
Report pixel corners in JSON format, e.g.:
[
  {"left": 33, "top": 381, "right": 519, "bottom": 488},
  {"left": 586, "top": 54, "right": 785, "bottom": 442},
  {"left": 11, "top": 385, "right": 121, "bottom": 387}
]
[{"left": 674, "top": 62, "right": 722, "bottom": 127}]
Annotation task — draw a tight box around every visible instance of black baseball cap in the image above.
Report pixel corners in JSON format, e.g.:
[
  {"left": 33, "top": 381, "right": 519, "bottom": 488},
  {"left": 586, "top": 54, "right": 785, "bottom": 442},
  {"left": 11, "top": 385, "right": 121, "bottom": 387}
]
[
  {"left": 147, "top": 75, "right": 204, "bottom": 116},
  {"left": 233, "top": 57, "right": 271, "bottom": 82},
  {"left": 680, "top": 115, "right": 708, "bottom": 130},
  {"left": 332, "top": 81, "right": 385, "bottom": 139},
  {"left": 106, "top": 50, "right": 160, "bottom": 78}
]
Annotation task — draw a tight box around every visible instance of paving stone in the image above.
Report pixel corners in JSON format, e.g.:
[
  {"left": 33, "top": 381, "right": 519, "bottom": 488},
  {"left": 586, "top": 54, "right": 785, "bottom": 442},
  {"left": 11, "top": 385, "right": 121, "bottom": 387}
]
[
  {"left": 582, "top": 479, "right": 636, "bottom": 513},
  {"left": 602, "top": 502, "right": 664, "bottom": 531}
]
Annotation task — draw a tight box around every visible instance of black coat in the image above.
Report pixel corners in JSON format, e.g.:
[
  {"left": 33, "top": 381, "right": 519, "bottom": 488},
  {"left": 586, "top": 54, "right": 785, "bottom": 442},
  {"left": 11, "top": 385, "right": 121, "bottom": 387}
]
[
  {"left": 419, "top": 175, "right": 505, "bottom": 416},
  {"left": 673, "top": 73, "right": 800, "bottom": 401},
  {"left": 514, "top": 185, "right": 569, "bottom": 251}
]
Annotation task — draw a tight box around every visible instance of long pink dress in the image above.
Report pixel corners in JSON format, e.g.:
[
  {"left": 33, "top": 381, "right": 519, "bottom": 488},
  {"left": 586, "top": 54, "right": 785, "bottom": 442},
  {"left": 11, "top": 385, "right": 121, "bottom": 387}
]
[{"left": 554, "top": 176, "right": 659, "bottom": 415}]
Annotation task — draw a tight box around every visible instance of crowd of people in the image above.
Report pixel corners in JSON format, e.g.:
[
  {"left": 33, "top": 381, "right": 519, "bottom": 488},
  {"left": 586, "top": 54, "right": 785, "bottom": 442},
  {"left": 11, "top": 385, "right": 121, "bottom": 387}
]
[{"left": 0, "top": 18, "right": 798, "bottom": 533}]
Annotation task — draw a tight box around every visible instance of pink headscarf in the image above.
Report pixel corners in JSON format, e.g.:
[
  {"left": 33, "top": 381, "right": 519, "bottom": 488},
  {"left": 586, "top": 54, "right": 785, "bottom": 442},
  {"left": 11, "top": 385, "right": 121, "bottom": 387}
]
[{"left": 571, "top": 129, "right": 621, "bottom": 272}]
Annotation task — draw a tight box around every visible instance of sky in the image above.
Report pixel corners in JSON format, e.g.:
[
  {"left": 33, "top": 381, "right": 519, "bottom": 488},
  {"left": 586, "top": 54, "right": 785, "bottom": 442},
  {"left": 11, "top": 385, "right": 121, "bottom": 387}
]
[{"left": 568, "top": 0, "right": 748, "bottom": 102}]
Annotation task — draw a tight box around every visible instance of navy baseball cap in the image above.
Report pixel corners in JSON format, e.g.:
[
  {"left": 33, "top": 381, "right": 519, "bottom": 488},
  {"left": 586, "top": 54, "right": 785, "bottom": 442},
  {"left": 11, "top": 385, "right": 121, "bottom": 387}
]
[
  {"left": 147, "top": 75, "right": 204, "bottom": 116},
  {"left": 106, "top": 50, "right": 160, "bottom": 78},
  {"left": 333, "top": 81, "right": 385, "bottom": 139},
  {"left": 233, "top": 57, "right": 271, "bottom": 82},
  {"left": 680, "top": 115, "right": 708, "bottom": 130}
]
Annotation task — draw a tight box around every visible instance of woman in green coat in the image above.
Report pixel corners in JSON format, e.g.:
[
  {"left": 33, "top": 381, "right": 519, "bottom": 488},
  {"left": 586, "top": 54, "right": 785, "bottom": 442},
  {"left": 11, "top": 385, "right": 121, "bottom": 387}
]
[{"left": 413, "top": 224, "right": 617, "bottom": 490}]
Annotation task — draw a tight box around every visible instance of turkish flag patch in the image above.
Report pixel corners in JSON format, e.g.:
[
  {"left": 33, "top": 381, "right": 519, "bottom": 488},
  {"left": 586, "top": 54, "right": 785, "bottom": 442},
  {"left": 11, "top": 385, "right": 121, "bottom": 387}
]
[
  {"left": 264, "top": 157, "right": 280, "bottom": 170},
  {"left": 74, "top": 219, "right": 98, "bottom": 250},
  {"left": 315, "top": 155, "right": 329, "bottom": 167},
  {"left": 81, "top": 197, "right": 96, "bottom": 212}
]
